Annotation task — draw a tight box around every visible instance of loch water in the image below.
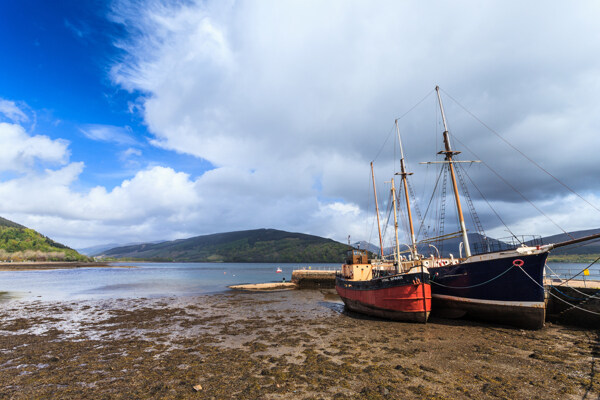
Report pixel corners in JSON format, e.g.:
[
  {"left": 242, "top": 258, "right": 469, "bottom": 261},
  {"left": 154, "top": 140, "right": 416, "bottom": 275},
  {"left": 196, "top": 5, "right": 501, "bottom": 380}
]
[
  {"left": 0, "top": 261, "right": 594, "bottom": 302},
  {"left": 0, "top": 262, "right": 338, "bottom": 302}
]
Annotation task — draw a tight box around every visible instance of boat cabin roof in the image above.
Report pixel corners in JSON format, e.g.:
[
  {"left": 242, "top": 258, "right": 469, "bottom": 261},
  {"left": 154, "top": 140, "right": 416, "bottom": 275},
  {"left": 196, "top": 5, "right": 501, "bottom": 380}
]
[{"left": 346, "top": 249, "right": 368, "bottom": 265}]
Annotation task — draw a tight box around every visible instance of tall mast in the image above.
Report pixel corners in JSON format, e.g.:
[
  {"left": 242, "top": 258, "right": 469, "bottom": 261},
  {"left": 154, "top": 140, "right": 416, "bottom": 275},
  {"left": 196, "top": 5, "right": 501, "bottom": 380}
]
[
  {"left": 370, "top": 162, "right": 384, "bottom": 258},
  {"left": 395, "top": 119, "right": 417, "bottom": 259},
  {"left": 390, "top": 178, "right": 402, "bottom": 271},
  {"left": 435, "top": 86, "right": 471, "bottom": 257}
]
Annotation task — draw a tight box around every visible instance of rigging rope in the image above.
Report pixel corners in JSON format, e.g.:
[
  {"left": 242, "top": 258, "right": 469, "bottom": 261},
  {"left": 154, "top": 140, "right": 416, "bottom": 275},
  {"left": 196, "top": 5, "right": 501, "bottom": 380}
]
[
  {"left": 417, "top": 165, "right": 445, "bottom": 240},
  {"left": 460, "top": 164, "right": 519, "bottom": 242},
  {"left": 455, "top": 163, "right": 487, "bottom": 247},
  {"left": 449, "top": 134, "right": 573, "bottom": 239},
  {"left": 438, "top": 166, "right": 449, "bottom": 255},
  {"left": 407, "top": 179, "right": 429, "bottom": 241},
  {"left": 367, "top": 168, "right": 376, "bottom": 252},
  {"left": 441, "top": 88, "right": 600, "bottom": 216},
  {"left": 381, "top": 188, "right": 394, "bottom": 246}
]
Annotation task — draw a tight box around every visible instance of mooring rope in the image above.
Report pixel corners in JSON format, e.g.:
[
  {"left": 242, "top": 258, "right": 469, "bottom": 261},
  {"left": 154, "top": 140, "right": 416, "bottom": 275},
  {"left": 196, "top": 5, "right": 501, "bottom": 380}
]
[
  {"left": 547, "top": 255, "right": 600, "bottom": 287},
  {"left": 545, "top": 263, "right": 600, "bottom": 300},
  {"left": 430, "top": 264, "right": 515, "bottom": 289},
  {"left": 517, "top": 265, "right": 600, "bottom": 317},
  {"left": 550, "top": 285, "right": 600, "bottom": 302}
]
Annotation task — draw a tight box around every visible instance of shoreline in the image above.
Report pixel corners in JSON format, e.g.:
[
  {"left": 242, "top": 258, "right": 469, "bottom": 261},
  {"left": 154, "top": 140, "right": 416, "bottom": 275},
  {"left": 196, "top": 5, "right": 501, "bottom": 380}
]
[
  {"left": 0, "top": 262, "right": 134, "bottom": 271},
  {"left": 229, "top": 282, "right": 297, "bottom": 291}
]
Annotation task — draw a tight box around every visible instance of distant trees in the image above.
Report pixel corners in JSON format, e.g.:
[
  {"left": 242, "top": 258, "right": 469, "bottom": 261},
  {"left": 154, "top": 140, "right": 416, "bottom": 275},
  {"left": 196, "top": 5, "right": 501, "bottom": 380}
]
[
  {"left": 0, "top": 227, "right": 90, "bottom": 262},
  {"left": 105, "top": 236, "right": 354, "bottom": 263}
]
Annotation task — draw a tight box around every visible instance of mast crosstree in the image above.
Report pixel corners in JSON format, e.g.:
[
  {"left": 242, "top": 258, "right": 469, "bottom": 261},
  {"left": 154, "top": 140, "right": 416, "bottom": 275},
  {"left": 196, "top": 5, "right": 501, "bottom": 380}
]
[{"left": 435, "top": 86, "right": 472, "bottom": 258}]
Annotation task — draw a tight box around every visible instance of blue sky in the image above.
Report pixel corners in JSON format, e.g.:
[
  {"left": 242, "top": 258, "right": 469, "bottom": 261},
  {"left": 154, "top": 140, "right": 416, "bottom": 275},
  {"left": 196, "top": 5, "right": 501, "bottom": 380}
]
[
  {"left": 0, "top": 0, "right": 211, "bottom": 190},
  {"left": 0, "top": 0, "right": 599, "bottom": 249}
]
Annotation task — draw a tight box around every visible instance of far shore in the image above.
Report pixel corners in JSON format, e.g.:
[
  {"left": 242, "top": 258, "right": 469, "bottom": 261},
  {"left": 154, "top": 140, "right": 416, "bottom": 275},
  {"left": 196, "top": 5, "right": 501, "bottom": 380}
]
[{"left": 0, "top": 261, "right": 135, "bottom": 271}]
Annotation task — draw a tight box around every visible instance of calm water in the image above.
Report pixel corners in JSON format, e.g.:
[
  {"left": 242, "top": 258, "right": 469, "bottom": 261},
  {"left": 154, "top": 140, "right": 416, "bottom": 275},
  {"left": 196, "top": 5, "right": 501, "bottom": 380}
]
[
  {"left": 545, "top": 262, "right": 600, "bottom": 280},
  {"left": 0, "top": 261, "right": 595, "bottom": 302},
  {"left": 0, "top": 262, "right": 338, "bottom": 302}
]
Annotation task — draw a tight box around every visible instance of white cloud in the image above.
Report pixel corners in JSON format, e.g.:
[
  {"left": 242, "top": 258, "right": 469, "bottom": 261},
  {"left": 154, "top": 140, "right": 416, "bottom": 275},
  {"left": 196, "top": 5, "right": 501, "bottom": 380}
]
[
  {"left": 104, "top": 0, "right": 600, "bottom": 246},
  {"left": 0, "top": 116, "right": 372, "bottom": 247},
  {"left": 80, "top": 124, "right": 139, "bottom": 145},
  {"left": 0, "top": 99, "right": 29, "bottom": 123},
  {"left": 3, "top": 1, "right": 600, "bottom": 250},
  {"left": 119, "top": 147, "right": 143, "bottom": 167},
  {"left": 0, "top": 122, "right": 69, "bottom": 172},
  {"left": 108, "top": 1, "right": 600, "bottom": 178}
]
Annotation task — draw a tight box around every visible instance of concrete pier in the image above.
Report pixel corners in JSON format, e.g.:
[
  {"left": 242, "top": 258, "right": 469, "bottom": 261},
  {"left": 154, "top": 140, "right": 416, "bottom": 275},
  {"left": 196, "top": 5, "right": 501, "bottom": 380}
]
[
  {"left": 228, "top": 269, "right": 336, "bottom": 291},
  {"left": 291, "top": 269, "right": 336, "bottom": 289},
  {"left": 545, "top": 278, "right": 600, "bottom": 328}
]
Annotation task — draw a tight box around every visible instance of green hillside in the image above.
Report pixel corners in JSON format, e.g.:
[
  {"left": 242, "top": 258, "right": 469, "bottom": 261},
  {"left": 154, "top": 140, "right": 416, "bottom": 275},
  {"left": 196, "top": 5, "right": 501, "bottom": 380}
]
[
  {"left": 0, "top": 216, "right": 25, "bottom": 229},
  {"left": 99, "top": 228, "right": 356, "bottom": 263},
  {"left": 0, "top": 217, "right": 90, "bottom": 262}
]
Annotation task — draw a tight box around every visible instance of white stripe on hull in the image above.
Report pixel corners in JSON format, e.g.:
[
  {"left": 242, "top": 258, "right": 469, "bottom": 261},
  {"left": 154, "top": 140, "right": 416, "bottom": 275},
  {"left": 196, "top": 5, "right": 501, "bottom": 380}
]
[{"left": 432, "top": 294, "right": 545, "bottom": 309}]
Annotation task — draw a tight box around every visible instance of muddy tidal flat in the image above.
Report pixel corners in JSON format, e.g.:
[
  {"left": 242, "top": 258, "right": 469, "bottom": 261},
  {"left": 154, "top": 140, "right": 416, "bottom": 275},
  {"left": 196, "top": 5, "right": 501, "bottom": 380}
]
[{"left": 1, "top": 290, "right": 599, "bottom": 399}]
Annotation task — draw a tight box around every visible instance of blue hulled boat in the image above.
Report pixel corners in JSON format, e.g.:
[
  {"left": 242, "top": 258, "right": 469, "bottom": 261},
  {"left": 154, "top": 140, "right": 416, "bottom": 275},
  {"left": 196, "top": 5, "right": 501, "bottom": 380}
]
[{"left": 428, "top": 247, "right": 548, "bottom": 329}]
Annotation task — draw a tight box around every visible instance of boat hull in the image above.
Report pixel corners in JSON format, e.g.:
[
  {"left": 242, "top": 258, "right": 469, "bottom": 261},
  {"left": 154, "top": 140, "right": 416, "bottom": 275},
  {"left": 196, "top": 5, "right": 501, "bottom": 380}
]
[
  {"left": 336, "top": 272, "right": 431, "bottom": 323},
  {"left": 430, "top": 252, "right": 548, "bottom": 329}
]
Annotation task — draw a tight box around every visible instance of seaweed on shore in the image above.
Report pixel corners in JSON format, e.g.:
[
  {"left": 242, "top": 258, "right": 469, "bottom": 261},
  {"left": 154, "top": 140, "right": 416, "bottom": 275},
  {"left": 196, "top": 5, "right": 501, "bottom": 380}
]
[{"left": 0, "top": 291, "right": 598, "bottom": 399}]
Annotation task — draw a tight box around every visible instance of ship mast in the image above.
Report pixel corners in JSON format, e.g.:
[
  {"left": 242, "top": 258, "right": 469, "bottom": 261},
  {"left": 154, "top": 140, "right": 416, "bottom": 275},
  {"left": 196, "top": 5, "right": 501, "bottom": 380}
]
[
  {"left": 394, "top": 119, "right": 417, "bottom": 260},
  {"left": 370, "top": 162, "right": 384, "bottom": 258},
  {"left": 435, "top": 86, "right": 472, "bottom": 258},
  {"left": 390, "top": 177, "right": 402, "bottom": 272}
]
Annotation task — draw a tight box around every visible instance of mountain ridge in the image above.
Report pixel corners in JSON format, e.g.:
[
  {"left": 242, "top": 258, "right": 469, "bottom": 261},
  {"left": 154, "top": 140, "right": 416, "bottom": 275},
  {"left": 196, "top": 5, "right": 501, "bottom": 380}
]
[
  {"left": 96, "top": 227, "right": 600, "bottom": 263},
  {"left": 97, "top": 228, "right": 357, "bottom": 263}
]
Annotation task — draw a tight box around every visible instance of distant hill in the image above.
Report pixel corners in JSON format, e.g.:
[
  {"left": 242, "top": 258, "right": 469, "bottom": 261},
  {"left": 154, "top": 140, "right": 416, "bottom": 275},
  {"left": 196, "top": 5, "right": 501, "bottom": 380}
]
[
  {"left": 363, "top": 229, "right": 600, "bottom": 258},
  {"left": 351, "top": 241, "right": 380, "bottom": 255},
  {"left": 97, "top": 229, "right": 356, "bottom": 263},
  {"left": 537, "top": 228, "right": 600, "bottom": 255},
  {"left": 375, "top": 233, "right": 506, "bottom": 258},
  {"left": 77, "top": 243, "right": 123, "bottom": 256},
  {"left": 78, "top": 240, "right": 165, "bottom": 256},
  {"left": 0, "top": 216, "right": 25, "bottom": 229},
  {"left": 96, "top": 227, "right": 600, "bottom": 263},
  {"left": 0, "top": 216, "right": 90, "bottom": 261}
]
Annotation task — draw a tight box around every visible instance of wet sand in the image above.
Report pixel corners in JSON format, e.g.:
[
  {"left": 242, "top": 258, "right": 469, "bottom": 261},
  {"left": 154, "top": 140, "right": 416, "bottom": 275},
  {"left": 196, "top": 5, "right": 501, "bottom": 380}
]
[{"left": 0, "top": 289, "right": 598, "bottom": 399}]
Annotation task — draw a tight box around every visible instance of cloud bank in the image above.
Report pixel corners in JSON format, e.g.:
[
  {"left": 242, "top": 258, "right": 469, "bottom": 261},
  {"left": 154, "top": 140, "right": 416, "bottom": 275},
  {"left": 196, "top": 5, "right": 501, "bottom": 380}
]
[{"left": 1, "top": 1, "right": 600, "bottom": 249}]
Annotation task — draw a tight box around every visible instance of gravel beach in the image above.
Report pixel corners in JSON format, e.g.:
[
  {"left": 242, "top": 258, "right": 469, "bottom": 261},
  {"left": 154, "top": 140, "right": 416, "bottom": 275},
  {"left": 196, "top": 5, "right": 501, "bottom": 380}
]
[{"left": 1, "top": 289, "right": 598, "bottom": 399}]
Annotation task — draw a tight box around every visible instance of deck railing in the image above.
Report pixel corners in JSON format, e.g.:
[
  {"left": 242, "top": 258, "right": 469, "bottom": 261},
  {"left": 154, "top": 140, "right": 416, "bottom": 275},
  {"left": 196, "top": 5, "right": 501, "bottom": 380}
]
[
  {"left": 472, "top": 235, "right": 544, "bottom": 255},
  {"left": 545, "top": 265, "right": 600, "bottom": 284}
]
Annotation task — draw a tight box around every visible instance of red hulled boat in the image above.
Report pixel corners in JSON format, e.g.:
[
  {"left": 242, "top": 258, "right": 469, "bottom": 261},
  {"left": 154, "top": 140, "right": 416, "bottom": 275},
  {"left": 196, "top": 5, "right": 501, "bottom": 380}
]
[
  {"left": 336, "top": 249, "right": 431, "bottom": 322},
  {"left": 335, "top": 154, "right": 431, "bottom": 322}
]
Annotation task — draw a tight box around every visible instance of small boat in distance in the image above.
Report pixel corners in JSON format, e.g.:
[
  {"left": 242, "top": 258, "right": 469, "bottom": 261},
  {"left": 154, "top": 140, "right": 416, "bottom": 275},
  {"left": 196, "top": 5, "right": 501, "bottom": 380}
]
[{"left": 276, "top": 267, "right": 282, "bottom": 273}]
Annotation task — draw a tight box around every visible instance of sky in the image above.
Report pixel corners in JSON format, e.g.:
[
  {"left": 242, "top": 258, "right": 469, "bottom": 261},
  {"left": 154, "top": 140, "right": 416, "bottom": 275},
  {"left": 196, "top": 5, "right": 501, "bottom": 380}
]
[{"left": 0, "top": 0, "right": 599, "bottom": 250}]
